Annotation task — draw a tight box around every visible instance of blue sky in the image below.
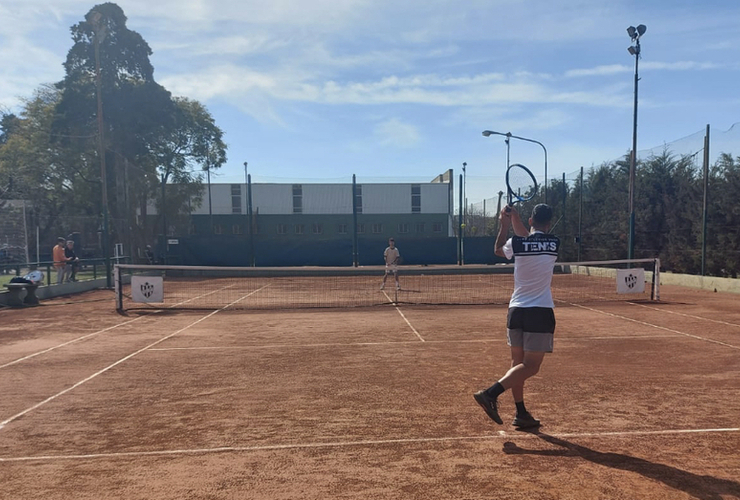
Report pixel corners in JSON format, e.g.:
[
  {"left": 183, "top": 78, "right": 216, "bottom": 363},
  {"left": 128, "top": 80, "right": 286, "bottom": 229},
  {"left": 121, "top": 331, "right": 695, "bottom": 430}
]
[{"left": 1, "top": 0, "right": 738, "bottom": 206}]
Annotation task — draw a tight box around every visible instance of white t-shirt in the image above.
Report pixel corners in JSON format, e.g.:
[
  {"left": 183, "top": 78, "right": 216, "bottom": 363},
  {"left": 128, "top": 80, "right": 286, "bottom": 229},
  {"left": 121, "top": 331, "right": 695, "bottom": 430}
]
[
  {"left": 384, "top": 247, "right": 400, "bottom": 267},
  {"left": 502, "top": 231, "right": 560, "bottom": 308}
]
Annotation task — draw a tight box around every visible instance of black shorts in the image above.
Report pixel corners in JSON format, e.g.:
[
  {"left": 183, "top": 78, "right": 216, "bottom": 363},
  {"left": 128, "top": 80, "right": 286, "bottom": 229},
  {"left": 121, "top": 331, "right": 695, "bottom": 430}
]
[{"left": 507, "top": 307, "right": 556, "bottom": 352}]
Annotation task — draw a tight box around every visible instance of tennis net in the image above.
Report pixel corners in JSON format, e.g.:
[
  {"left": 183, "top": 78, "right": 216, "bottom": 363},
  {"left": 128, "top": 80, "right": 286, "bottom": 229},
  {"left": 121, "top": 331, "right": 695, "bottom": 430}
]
[{"left": 114, "top": 258, "right": 660, "bottom": 312}]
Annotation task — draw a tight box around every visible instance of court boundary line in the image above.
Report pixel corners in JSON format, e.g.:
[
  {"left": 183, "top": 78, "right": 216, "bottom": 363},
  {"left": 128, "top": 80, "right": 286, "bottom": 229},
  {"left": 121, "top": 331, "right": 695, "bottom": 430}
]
[
  {"left": 629, "top": 302, "right": 740, "bottom": 329},
  {"left": 0, "top": 281, "right": 252, "bottom": 370},
  {"left": 147, "top": 334, "right": 679, "bottom": 352},
  {"left": 0, "top": 286, "right": 271, "bottom": 431},
  {"left": 393, "top": 305, "right": 424, "bottom": 342},
  {"left": 0, "top": 316, "right": 146, "bottom": 370},
  {"left": 1, "top": 427, "right": 737, "bottom": 462},
  {"left": 571, "top": 303, "right": 740, "bottom": 350}
]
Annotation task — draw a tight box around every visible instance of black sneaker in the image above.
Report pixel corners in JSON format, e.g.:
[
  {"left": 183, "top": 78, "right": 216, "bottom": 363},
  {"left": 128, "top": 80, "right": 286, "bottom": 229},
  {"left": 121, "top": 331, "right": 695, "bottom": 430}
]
[
  {"left": 512, "top": 412, "right": 540, "bottom": 429},
  {"left": 473, "top": 390, "right": 503, "bottom": 424}
]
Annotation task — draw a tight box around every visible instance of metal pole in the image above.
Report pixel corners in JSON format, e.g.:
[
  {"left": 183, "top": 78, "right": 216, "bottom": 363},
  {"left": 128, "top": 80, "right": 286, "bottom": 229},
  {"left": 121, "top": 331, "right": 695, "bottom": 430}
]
[
  {"left": 701, "top": 124, "right": 710, "bottom": 276},
  {"left": 562, "top": 172, "right": 566, "bottom": 236},
  {"left": 628, "top": 37, "right": 640, "bottom": 260},
  {"left": 352, "top": 175, "right": 358, "bottom": 267},
  {"left": 161, "top": 173, "right": 166, "bottom": 265},
  {"left": 462, "top": 162, "right": 467, "bottom": 235},
  {"left": 578, "top": 166, "right": 583, "bottom": 262},
  {"left": 458, "top": 174, "right": 463, "bottom": 265},
  {"left": 91, "top": 12, "right": 111, "bottom": 287},
  {"left": 207, "top": 167, "right": 213, "bottom": 233},
  {"left": 247, "top": 173, "right": 254, "bottom": 266}
]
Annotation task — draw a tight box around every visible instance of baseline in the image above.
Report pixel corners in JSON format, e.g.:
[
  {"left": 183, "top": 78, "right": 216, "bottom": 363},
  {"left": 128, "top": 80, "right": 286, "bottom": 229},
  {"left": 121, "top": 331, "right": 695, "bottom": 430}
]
[{"left": 1, "top": 427, "right": 737, "bottom": 463}]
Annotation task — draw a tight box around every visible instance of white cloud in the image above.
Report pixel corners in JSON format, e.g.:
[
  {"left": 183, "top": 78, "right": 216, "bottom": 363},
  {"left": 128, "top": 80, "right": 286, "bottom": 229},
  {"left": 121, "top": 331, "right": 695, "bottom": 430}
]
[{"left": 373, "top": 118, "right": 421, "bottom": 148}]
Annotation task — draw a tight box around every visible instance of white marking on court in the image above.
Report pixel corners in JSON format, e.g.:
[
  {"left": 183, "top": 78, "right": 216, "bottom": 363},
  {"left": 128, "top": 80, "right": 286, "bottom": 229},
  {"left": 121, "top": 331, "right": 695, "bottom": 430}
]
[
  {"left": 0, "top": 282, "right": 255, "bottom": 370},
  {"left": 393, "top": 306, "right": 424, "bottom": 342},
  {"left": 571, "top": 303, "right": 740, "bottom": 350},
  {"left": 0, "top": 317, "right": 145, "bottom": 369},
  {"left": 147, "top": 334, "right": 680, "bottom": 352},
  {"left": 629, "top": 302, "right": 740, "bottom": 329},
  {"left": 0, "top": 427, "right": 736, "bottom": 462},
  {"left": 0, "top": 287, "right": 269, "bottom": 431}
]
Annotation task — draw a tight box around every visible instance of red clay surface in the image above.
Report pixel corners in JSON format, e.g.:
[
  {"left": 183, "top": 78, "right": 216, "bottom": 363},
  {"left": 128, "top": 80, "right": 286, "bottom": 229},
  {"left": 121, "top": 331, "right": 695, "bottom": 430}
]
[{"left": 0, "top": 284, "right": 738, "bottom": 499}]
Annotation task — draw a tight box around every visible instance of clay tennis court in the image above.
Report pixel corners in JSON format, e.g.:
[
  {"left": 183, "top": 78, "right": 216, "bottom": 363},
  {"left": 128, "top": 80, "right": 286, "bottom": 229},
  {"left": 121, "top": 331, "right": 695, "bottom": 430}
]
[{"left": 0, "top": 283, "right": 738, "bottom": 499}]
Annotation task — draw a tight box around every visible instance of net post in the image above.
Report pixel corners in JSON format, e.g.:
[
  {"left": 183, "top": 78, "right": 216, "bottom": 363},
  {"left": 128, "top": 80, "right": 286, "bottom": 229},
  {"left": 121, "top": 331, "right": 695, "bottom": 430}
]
[
  {"left": 114, "top": 264, "right": 123, "bottom": 312},
  {"left": 653, "top": 257, "right": 660, "bottom": 301}
]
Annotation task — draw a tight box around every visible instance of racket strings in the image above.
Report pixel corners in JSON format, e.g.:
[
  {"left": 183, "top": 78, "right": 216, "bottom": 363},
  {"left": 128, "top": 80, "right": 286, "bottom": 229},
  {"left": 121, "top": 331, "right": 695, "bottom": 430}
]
[{"left": 507, "top": 166, "right": 537, "bottom": 200}]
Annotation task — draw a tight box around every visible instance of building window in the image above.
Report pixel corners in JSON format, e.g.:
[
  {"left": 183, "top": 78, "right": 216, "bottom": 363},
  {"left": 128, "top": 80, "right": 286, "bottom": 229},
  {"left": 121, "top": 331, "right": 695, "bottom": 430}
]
[
  {"left": 416, "top": 222, "right": 425, "bottom": 233},
  {"left": 412, "top": 185, "right": 421, "bottom": 213},
  {"left": 231, "top": 184, "right": 242, "bottom": 214},
  {"left": 398, "top": 223, "right": 409, "bottom": 234},
  {"left": 357, "top": 223, "right": 365, "bottom": 234},
  {"left": 295, "top": 224, "right": 304, "bottom": 235},
  {"left": 214, "top": 224, "right": 223, "bottom": 235},
  {"left": 312, "top": 223, "right": 323, "bottom": 234},
  {"left": 432, "top": 222, "right": 443, "bottom": 233},
  {"left": 372, "top": 223, "right": 383, "bottom": 234},
  {"left": 232, "top": 224, "right": 242, "bottom": 235},
  {"left": 337, "top": 224, "right": 348, "bottom": 234},
  {"left": 355, "top": 184, "right": 363, "bottom": 214},
  {"left": 276, "top": 224, "right": 287, "bottom": 235},
  {"left": 293, "top": 184, "right": 302, "bottom": 213}
]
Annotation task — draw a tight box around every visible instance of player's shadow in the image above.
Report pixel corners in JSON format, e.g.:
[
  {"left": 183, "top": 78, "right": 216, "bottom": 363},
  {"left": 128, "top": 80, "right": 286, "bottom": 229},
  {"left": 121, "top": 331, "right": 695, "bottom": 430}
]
[{"left": 502, "top": 431, "right": 740, "bottom": 500}]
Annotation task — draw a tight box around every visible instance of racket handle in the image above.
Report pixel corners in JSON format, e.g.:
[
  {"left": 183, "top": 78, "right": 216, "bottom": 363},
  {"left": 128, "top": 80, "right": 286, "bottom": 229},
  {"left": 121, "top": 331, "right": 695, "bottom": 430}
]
[{"left": 505, "top": 205, "right": 512, "bottom": 213}]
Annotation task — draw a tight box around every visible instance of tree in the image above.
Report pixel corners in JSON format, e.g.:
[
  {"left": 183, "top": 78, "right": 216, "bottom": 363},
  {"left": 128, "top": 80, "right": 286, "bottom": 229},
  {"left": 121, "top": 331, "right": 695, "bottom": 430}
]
[
  {"left": 151, "top": 97, "right": 227, "bottom": 239},
  {"left": 51, "top": 2, "right": 226, "bottom": 255}
]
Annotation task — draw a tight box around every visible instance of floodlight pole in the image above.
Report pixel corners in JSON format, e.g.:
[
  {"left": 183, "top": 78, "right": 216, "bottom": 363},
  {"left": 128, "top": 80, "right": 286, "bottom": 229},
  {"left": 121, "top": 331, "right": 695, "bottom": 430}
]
[
  {"left": 627, "top": 24, "right": 646, "bottom": 260},
  {"left": 89, "top": 10, "right": 111, "bottom": 288},
  {"left": 482, "top": 130, "right": 548, "bottom": 204}
]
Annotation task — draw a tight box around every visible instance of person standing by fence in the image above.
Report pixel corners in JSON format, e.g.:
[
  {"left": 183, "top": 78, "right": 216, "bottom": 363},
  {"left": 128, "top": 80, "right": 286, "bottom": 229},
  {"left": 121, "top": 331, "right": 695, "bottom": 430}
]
[
  {"left": 53, "top": 237, "right": 67, "bottom": 284},
  {"left": 64, "top": 240, "right": 80, "bottom": 282}
]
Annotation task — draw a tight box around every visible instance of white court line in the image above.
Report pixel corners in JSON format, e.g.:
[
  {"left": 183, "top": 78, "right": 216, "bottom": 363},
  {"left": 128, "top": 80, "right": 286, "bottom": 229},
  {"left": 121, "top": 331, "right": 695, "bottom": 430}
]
[
  {"left": 629, "top": 302, "right": 740, "bottom": 329},
  {"left": 0, "top": 286, "right": 270, "bottom": 431},
  {"left": 1, "top": 427, "right": 737, "bottom": 463},
  {"left": 571, "top": 303, "right": 740, "bottom": 350},
  {"left": 0, "top": 317, "right": 145, "bottom": 369},
  {"left": 393, "top": 306, "right": 424, "bottom": 342},
  {"left": 148, "top": 335, "right": 678, "bottom": 352},
  {"left": 0, "top": 281, "right": 250, "bottom": 370},
  {"left": 379, "top": 289, "right": 424, "bottom": 342}
]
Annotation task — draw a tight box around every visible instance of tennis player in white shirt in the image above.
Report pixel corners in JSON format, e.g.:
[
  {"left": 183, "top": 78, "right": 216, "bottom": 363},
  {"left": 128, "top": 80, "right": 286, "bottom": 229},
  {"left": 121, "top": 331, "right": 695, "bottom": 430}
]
[
  {"left": 381, "top": 238, "right": 401, "bottom": 290},
  {"left": 474, "top": 204, "right": 560, "bottom": 429}
]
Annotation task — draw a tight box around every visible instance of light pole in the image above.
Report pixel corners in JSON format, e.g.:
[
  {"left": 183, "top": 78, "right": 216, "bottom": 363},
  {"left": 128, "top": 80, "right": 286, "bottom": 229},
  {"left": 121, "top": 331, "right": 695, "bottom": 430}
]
[
  {"left": 482, "top": 130, "right": 548, "bottom": 204},
  {"left": 627, "top": 24, "right": 646, "bottom": 260},
  {"left": 462, "top": 162, "right": 467, "bottom": 231},
  {"left": 88, "top": 9, "right": 111, "bottom": 287}
]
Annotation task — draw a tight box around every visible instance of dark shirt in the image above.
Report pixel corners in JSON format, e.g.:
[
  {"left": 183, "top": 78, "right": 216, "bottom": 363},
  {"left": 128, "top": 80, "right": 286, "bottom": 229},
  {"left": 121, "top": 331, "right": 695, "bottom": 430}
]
[{"left": 64, "top": 247, "right": 77, "bottom": 261}]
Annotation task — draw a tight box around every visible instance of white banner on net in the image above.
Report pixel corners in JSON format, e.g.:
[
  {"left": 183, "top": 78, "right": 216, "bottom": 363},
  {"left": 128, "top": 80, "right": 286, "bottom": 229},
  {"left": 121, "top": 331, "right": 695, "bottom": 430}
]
[
  {"left": 616, "top": 268, "right": 646, "bottom": 294},
  {"left": 131, "top": 276, "right": 164, "bottom": 303}
]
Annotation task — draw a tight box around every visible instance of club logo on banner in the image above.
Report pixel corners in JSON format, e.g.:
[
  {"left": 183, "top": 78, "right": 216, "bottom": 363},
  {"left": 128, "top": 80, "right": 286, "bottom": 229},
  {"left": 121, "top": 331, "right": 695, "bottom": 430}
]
[
  {"left": 616, "top": 268, "right": 645, "bottom": 294},
  {"left": 131, "top": 276, "right": 164, "bottom": 303}
]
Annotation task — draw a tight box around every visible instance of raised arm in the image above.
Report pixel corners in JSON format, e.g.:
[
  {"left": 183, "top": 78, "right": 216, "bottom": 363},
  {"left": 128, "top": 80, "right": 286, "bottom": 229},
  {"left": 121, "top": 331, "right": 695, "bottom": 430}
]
[
  {"left": 494, "top": 207, "right": 512, "bottom": 258},
  {"left": 509, "top": 206, "right": 529, "bottom": 237}
]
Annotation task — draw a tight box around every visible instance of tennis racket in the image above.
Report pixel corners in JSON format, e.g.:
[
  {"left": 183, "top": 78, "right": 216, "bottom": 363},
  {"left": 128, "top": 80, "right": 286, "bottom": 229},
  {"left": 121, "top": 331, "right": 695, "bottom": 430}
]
[{"left": 505, "top": 163, "right": 538, "bottom": 211}]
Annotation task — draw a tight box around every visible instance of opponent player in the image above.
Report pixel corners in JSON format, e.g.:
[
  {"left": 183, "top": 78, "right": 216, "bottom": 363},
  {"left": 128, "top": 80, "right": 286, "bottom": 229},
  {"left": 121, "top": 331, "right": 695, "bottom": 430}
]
[
  {"left": 380, "top": 237, "right": 401, "bottom": 290},
  {"left": 474, "top": 204, "right": 559, "bottom": 429}
]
